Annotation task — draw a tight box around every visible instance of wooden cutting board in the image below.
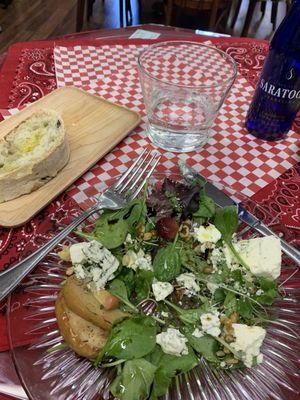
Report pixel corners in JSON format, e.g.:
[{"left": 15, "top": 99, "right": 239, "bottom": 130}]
[{"left": 0, "top": 87, "right": 141, "bottom": 227}]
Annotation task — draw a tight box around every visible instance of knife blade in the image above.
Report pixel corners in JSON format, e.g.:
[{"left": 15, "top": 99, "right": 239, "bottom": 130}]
[{"left": 178, "top": 161, "right": 300, "bottom": 266}]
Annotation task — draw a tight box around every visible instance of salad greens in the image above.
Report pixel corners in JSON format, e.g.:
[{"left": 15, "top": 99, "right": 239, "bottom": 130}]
[
  {"left": 153, "top": 243, "right": 181, "bottom": 282},
  {"left": 70, "top": 177, "right": 280, "bottom": 400}
]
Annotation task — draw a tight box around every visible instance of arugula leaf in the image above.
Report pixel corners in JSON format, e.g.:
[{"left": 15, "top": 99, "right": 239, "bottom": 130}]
[
  {"left": 110, "top": 359, "right": 157, "bottom": 400},
  {"left": 236, "top": 298, "right": 252, "bottom": 320},
  {"left": 231, "top": 269, "right": 244, "bottom": 284},
  {"left": 93, "top": 210, "right": 128, "bottom": 249},
  {"left": 214, "top": 206, "right": 249, "bottom": 270},
  {"left": 257, "top": 277, "right": 277, "bottom": 291},
  {"left": 213, "top": 288, "right": 226, "bottom": 302},
  {"left": 134, "top": 270, "right": 154, "bottom": 302},
  {"left": 256, "top": 277, "right": 278, "bottom": 305},
  {"left": 185, "top": 333, "right": 219, "bottom": 363},
  {"left": 153, "top": 244, "right": 181, "bottom": 282},
  {"left": 165, "top": 300, "right": 208, "bottom": 325},
  {"left": 193, "top": 194, "right": 215, "bottom": 224},
  {"left": 224, "top": 292, "right": 237, "bottom": 316},
  {"left": 101, "top": 316, "right": 157, "bottom": 361},
  {"left": 179, "top": 242, "right": 208, "bottom": 273}
]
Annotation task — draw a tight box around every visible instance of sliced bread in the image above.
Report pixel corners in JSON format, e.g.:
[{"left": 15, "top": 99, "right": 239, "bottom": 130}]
[{"left": 0, "top": 109, "right": 70, "bottom": 203}]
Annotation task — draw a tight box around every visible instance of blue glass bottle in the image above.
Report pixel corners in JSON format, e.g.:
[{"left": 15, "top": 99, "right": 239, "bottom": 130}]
[{"left": 245, "top": 0, "right": 300, "bottom": 140}]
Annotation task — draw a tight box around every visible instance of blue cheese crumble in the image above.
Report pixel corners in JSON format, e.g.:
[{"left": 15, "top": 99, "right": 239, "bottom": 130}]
[
  {"left": 122, "top": 249, "right": 152, "bottom": 271},
  {"left": 193, "top": 223, "right": 221, "bottom": 251},
  {"left": 200, "top": 312, "right": 221, "bottom": 337},
  {"left": 176, "top": 272, "right": 200, "bottom": 295},
  {"left": 211, "top": 235, "right": 281, "bottom": 281},
  {"left": 156, "top": 328, "right": 188, "bottom": 356},
  {"left": 192, "top": 328, "right": 204, "bottom": 338},
  {"left": 69, "top": 240, "right": 119, "bottom": 289},
  {"left": 231, "top": 323, "right": 266, "bottom": 368},
  {"left": 237, "top": 236, "right": 281, "bottom": 280},
  {"left": 152, "top": 281, "right": 174, "bottom": 301}
]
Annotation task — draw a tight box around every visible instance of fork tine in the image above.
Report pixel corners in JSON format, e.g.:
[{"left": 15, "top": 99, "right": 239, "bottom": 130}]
[
  {"left": 113, "top": 149, "right": 147, "bottom": 191},
  {"left": 128, "top": 152, "right": 161, "bottom": 199},
  {"left": 117, "top": 150, "right": 152, "bottom": 193}
]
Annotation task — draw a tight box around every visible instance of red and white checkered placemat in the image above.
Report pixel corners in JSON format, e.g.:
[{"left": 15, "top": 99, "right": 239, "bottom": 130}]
[
  {"left": 1, "top": 43, "right": 298, "bottom": 208},
  {"left": 54, "top": 44, "right": 149, "bottom": 87}
]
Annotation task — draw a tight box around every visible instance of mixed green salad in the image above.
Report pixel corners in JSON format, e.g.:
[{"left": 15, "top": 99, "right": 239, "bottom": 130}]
[{"left": 65, "top": 177, "right": 282, "bottom": 400}]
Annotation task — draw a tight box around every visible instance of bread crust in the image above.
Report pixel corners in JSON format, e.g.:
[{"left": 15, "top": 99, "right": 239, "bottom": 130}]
[{"left": 0, "top": 110, "right": 70, "bottom": 203}]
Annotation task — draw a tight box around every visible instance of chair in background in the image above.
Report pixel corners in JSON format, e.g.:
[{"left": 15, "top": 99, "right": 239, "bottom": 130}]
[
  {"left": 0, "top": 0, "right": 13, "bottom": 33},
  {"left": 165, "top": 0, "right": 232, "bottom": 32},
  {"left": 231, "top": 0, "right": 292, "bottom": 37},
  {"left": 0, "top": 0, "right": 12, "bottom": 7},
  {"left": 76, "top": 0, "right": 95, "bottom": 31},
  {"left": 76, "top": 0, "right": 136, "bottom": 32}
]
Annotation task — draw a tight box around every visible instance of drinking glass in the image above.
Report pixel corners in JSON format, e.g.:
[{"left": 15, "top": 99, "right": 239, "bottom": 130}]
[{"left": 138, "top": 41, "right": 237, "bottom": 152}]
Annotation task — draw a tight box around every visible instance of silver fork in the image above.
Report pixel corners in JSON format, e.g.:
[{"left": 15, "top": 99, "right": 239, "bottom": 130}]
[{"left": 0, "top": 150, "right": 161, "bottom": 302}]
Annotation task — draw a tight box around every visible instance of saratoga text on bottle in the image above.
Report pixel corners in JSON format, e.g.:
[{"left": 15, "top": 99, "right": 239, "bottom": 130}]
[{"left": 260, "top": 79, "right": 300, "bottom": 100}]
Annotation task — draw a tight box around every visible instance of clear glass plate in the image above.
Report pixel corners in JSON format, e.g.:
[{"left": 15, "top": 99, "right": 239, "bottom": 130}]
[{"left": 7, "top": 173, "right": 300, "bottom": 400}]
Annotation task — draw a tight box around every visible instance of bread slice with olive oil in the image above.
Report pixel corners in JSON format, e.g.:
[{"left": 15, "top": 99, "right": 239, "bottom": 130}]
[{"left": 0, "top": 109, "right": 69, "bottom": 203}]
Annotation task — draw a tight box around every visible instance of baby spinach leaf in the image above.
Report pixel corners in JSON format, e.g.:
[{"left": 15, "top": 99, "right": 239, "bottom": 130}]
[
  {"left": 186, "top": 333, "right": 219, "bottom": 363},
  {"left": 108, "top": 279, "right": 129, "bottom": 303},
  {"left": 193, "top": 195, "right": 215, "bottom": 224},
  {"left": 93, "top": 211, "right": 128, "bottom": 249},
  {"left": 134, "top": 270, "right": 154, "bottom": 302},
  {"left": 150, "top": 367, "right": 172, "bottom": 399},
  {"left": 148, "top": 344, "right": 198, "bottom": 375},
  {"left": 101, "top": 316, "right": 157, "bottom": 360},
  {"left": 153, "top": 244, "right": 181, "bottom": 282},
  {"left": 148, "top": 345, "right": 199, "bottom": 399},
  {"left": 110, "top": 359, "right": 157, "bottom": 400},
  {"left": 127, "top": 199, "right": 147, "bottom": 232},
  {"left": 214, "top": 206, "right": 238, "bottom": 242},
  {"left": 160, "top": 347, "right": 198, "bottom": 376},
  {"left": 214, "top": 206, "right": 249, "bottom": 270},
  {"left": 108, "top": 279, "right": 137, "bottom": 313},
  {"left": 146, "top": 344, "right": 164, "bottom": 366}
]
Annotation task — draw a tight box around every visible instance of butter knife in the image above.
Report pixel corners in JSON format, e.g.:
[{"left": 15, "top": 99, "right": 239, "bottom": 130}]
[{"left": 178, "top": 161, "right": 300, "bottom": 266}]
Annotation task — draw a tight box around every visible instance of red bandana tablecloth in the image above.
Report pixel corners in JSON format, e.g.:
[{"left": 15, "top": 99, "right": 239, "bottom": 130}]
[{"left": 0, "top": 35, "right": 299, "bottom": 356}]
